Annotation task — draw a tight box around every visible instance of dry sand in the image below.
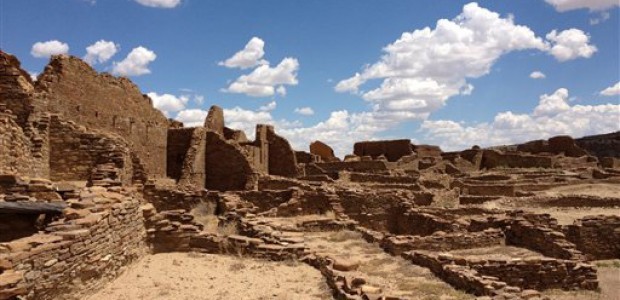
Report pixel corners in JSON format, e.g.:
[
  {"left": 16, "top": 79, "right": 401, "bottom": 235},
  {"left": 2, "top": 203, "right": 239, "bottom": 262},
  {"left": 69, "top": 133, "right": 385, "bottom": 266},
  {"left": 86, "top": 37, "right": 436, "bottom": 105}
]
[{"left": 86, "top": 252, "right": 331, "bottom": 300}]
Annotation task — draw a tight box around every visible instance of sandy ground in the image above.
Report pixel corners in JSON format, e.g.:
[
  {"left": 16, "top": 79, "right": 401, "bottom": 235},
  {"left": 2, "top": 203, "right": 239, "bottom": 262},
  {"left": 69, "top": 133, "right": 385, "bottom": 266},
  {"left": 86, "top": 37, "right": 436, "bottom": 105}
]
[
  {"left": 540, "top": 183, "right": 620, "bottom": 198},
  {"left": 86, "top": 253, "right": 331, "bottom": 300},
  {"left": 305, "top": 231, "right": 473, "bottom": 300},
  {"left": 480, "top": 183, "right": 620, "bottom": 225}
]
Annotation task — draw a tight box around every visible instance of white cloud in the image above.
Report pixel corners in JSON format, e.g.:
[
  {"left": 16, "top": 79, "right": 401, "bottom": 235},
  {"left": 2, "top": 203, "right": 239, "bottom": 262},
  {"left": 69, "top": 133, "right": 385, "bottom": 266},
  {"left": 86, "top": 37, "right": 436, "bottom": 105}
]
[
  {"left": 600, "top": 82, "right": 620, "bottom": 96},
  {"left": 276, "top": 86, "right": 287, "bottom": 96},
  {"left": 219, "top": 37, "right": 268, "bottom": 69},
  {"left": 294, "top": 107, "right": 315, "bottom": 116},
  {"left": 259, "top": 101, "right": 277, "bottom": 112},
  {"left": 175, "top": 109, "right": 208, "bottom": 127},
  {"left": 546, "top": 29, "right": 597, "bottom": 61},
  {"left": 545, "top": 0, "right": 619, "bottom": 12},
  {"left": 223, "top": 57, "right": 299, "bottom": 97},
  {"left": 147, "top": 92, "right": 189, "bottom": 116},
  {"left": 31, "top": 40, "right": 69, "bottom": 58},
  {"left": 335, "top": 2, "right": 548, "bottom": 122},
  {"left": 530, "top": 71, "right": 546, "bottom": 79},
  {"left": 112, "top": 46, "right": 157, "bottom": 76},
  {"left": 135, "top": 0, "right": 181, "bottom": 8},
  {"left": 84, "top": 40, "right": 119, "bottom": 64},
  {"left": 29, "top": 72, "right": 38, "bottom": 81},
  {"left": 419, "top": 88, "right": 620, "bottom": 150},
  {"left": 590, "top": 11, "right": 611, "bottom": 25}
]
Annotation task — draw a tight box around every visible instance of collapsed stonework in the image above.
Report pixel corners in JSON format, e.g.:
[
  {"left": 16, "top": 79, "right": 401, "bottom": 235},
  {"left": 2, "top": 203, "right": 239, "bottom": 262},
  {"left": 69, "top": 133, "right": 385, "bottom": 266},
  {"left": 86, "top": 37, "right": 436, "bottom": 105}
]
[{"left": 1, "top": 51, "right": 619, "bottom": 300}]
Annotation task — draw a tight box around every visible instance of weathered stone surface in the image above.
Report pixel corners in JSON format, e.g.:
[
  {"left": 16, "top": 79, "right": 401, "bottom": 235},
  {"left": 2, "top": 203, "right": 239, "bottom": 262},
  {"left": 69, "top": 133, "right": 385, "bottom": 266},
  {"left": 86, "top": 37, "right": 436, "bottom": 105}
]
[
  {"left": 204, "top": 105, "right": 225, "bottom": 135},
  {"left": 310, "top": 140, "right": 339, "bottom": 162},
  {"left": 353, "top": 139, "right": 413, "bottom": 162}
]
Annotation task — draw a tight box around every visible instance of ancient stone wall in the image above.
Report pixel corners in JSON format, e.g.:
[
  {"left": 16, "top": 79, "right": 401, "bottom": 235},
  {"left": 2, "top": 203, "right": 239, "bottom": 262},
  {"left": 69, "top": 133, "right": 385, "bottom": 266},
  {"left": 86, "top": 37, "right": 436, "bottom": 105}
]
[
  {"left": 517, "top": 135, "right": 588, "bottom": 157},
  {"left": 205, "top": 131, "right": 258, "bottom": 191},
  {"left": 174, "top": 128, "right": 207, "bottom": 188},
  {"left": 382, "top": 229, "right": 504, "bottom": 255},
  {"left": 36, "top": 55, "right": 168, "bottom": 178},
  {"left": 0, "top": 110, "right": 37, "bottom": 177},
  {"left": 48, "top": 116, "right": 135, "bottom": 186},
  {"left": 203, "top": 105, "right": 224, "bottom": 135},
  {"left": 505, "top": 219, "right": 584, "bottom": 260},
  {"left": 0, "top": 188, "right": 147, "bottom": 300},
  {"left": 0, "top": 52, "right": 50, "bottom": 178},
  {"left": 166, "top": 128, "right": 195, "bottom": 181},
  {"left": 481, "top": 150, "right": 554, "bottom": 169},
  {"left": 262, "top": 125, "right": 298, "bottom": 177},
  {"left": 564, "top": 215, "right": 620, "bottom": 260},
  {"left": 353, "top": 139, "right": 413, "bottom": 162},
  {"left": 310, "top": 140, "right": 338, "bottom": 162},
  {"left": 413, "top": 144, "right": 442, "bottom": 157}
]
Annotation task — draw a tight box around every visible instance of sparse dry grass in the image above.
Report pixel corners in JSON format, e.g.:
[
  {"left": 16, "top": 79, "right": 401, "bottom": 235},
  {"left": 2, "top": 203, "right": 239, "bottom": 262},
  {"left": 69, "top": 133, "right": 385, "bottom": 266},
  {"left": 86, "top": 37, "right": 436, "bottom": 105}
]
[
  {"left": 326, "top": 230, "right": 361, "bottom": 242},
  {"left": 190, "top": 201, "right": 219, "bottom": 232}
]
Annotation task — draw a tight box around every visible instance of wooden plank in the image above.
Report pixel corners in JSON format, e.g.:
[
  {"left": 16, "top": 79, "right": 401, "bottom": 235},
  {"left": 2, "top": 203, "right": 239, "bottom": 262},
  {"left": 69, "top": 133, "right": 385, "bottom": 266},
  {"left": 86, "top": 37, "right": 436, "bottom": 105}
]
[{"left": 0, "top": 202, "right": 66, "bottom": 214}]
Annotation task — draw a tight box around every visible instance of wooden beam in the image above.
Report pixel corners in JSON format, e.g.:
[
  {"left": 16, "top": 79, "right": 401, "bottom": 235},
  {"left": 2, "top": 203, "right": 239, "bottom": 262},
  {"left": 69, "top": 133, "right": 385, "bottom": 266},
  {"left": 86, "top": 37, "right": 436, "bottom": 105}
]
[{"left": 0, "top": 202, "right": 66, "bottom": 214}]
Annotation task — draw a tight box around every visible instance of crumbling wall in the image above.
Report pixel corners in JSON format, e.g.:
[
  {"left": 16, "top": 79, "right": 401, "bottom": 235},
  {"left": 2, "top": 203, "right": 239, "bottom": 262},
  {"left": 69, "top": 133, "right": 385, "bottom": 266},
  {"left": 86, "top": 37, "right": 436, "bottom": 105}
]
[
  {"left": 481, "top": 150, "right": 554, "bottom": 169},
  {"left": 505, "top": 219, "right": 584, "bottom": 260},
  {"left": 49, "top": 116, "right": 135, "bottom": 186},
  {"left": 166, "top": 128, "right": 195, "bottom": 180},
  {"left": 36, "top": 55, "right": 168, "bottom": 178},
  {"left": 0, "top": 188, "right": 147, "bottom": 300},
  {"left": 310, "top": 140, "right": 339, "bottom": 162},
  {"left": 0, "top": 51, "right": 50, "bottom": 178},
  {"left": 0, "top": 110, "right": 37, "bottom": 177},
  {"left": 517, "top": 135, "right": 588, "bottom": 157},
  {"left": 262, "top": 125, "right": 298, "bottom": 177},
  {"left": 203, "top": 105, "right": 225, "bottom": 135},
  {"left": 205, "top": 131, "right": 257, "bottom": 191},
  {"left": 383, "top": 229, "right": 504, "bottom": 255},
  {"left": 353, "top": 139, "right": 413, "bottom": 162},
  {"left": 564, "top": 215, "right": 620, "bottom": 260}
]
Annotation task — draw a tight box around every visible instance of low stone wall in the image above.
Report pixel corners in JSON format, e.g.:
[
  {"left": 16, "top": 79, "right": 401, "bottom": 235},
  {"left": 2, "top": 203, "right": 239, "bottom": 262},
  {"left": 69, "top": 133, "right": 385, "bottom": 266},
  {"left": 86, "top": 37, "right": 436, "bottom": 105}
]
[
  {"left": 564, "top": 215, "right": 620, "bottom": 260},
  {"left": 404, "top": 251, "right": 596, "bottom": 297},
  {"left": 0, "top": 187, "right": 147, "bottom": 300},
  {"left": 344, "top": 171, "right": 419, "bottom": 184},
  {"left": 506, "top": 219, "right": 584, "bottom": 260},
  {"left": 142, "top": 183, "right": 215, "bottom": 211},
  {"left": 382, "top": 229, "right": 504, "bottom": 255}
]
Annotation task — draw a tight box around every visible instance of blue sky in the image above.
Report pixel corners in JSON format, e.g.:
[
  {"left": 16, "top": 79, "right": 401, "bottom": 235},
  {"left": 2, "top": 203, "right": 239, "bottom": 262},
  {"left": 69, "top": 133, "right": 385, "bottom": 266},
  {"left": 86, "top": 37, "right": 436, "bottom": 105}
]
[{"left": 1, "top": 0, "right": 619, "bottom": 156}]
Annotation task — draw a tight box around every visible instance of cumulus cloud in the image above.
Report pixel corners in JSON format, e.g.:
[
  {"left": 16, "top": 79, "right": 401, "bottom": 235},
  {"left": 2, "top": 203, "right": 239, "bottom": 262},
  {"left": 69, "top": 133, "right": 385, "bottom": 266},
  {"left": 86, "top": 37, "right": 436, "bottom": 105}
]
[
  {"left": 600, "top": 82, "right": 620, "bottom": 96},
  {"left": 175, "top": 109, "right": 208, "bottom": 127},
  {"left": 530, "top": 71, "right": 546, "bottom": 79},
  {"left": 135, "top": 0, "right": 181, "bottom": 8},
  {"left": 31, "top": 40, "right": 69, "bottom": 58},
  {"left": 147, "top": 92, "right": 189, "bottom": 116},
  {"left": 419, "top": 88, "right": 620, "bottom": 151},
  {"left": 112, "top": 46, "right": 157, "bottom": 76},
  {"left": 223, "top": 57, "right": 299, "bottom": 97},
  {"left": 259, "top": 101, "right": 277, "bottom": 112},
  {"left": 219, "top": 37, "right": 268, "bottom": 69},
  {"left": 546, "top": 29, "right": 597, "bottom": 61},
  {"left": 335, "top": 2, "right": 548, "bottom": 122},
  {"left": 294, "top": 107, "right": 315, "bottom": 116},
  {"left": 84, "top": 40, "right": 119, "bottom": 64},
  {"left": 545, "top": 0, "right": 619, "bottom": 12}
]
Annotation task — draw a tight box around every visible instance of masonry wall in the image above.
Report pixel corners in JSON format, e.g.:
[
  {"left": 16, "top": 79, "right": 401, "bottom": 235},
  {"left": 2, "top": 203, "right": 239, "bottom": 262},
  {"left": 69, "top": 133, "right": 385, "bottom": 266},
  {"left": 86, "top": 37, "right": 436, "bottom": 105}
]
[
  {"left": 167, "top": 128, "right": 196, "bottom": 181},
  {"left": 564, "top": 215, "right": 620, "bottom": 260},
  {"left": 36, "top": 55, "right": 168, "bottom": 178},
  {"left": 205, "top": 131, "right": 257, "bottom": 191},
  {"left": 354, "top": 139, "right": 413, "bottom": 162},
  {"left": 0, "top": 193, "right": 147, "bottom": 300},
  {"left": 0, "top": 111, "right": 37, "bottom": 177},
  {"left": 48, "top": 116, "right": 134, "bottom": 186},
  {"left": 0, "top": 51, "right": 50, "bottom": 178}
]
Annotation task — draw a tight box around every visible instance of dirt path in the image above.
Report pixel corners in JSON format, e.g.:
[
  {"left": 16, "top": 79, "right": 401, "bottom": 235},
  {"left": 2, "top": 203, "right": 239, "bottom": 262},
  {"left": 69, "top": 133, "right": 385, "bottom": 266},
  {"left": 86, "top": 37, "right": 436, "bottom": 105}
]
[
  {"left": 86, "top": 252, "right": 331, "bottom": 300},
  {"left": 304, "top": 231, "right": 473, "bottom": 300}
]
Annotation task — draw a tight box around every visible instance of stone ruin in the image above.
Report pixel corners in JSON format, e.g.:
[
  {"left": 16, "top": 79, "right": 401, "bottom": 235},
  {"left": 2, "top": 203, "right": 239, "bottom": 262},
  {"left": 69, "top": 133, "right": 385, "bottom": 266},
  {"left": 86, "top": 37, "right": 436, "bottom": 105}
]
[{"left": 1, "top": 50, "right": 619, "bottom": 300}]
